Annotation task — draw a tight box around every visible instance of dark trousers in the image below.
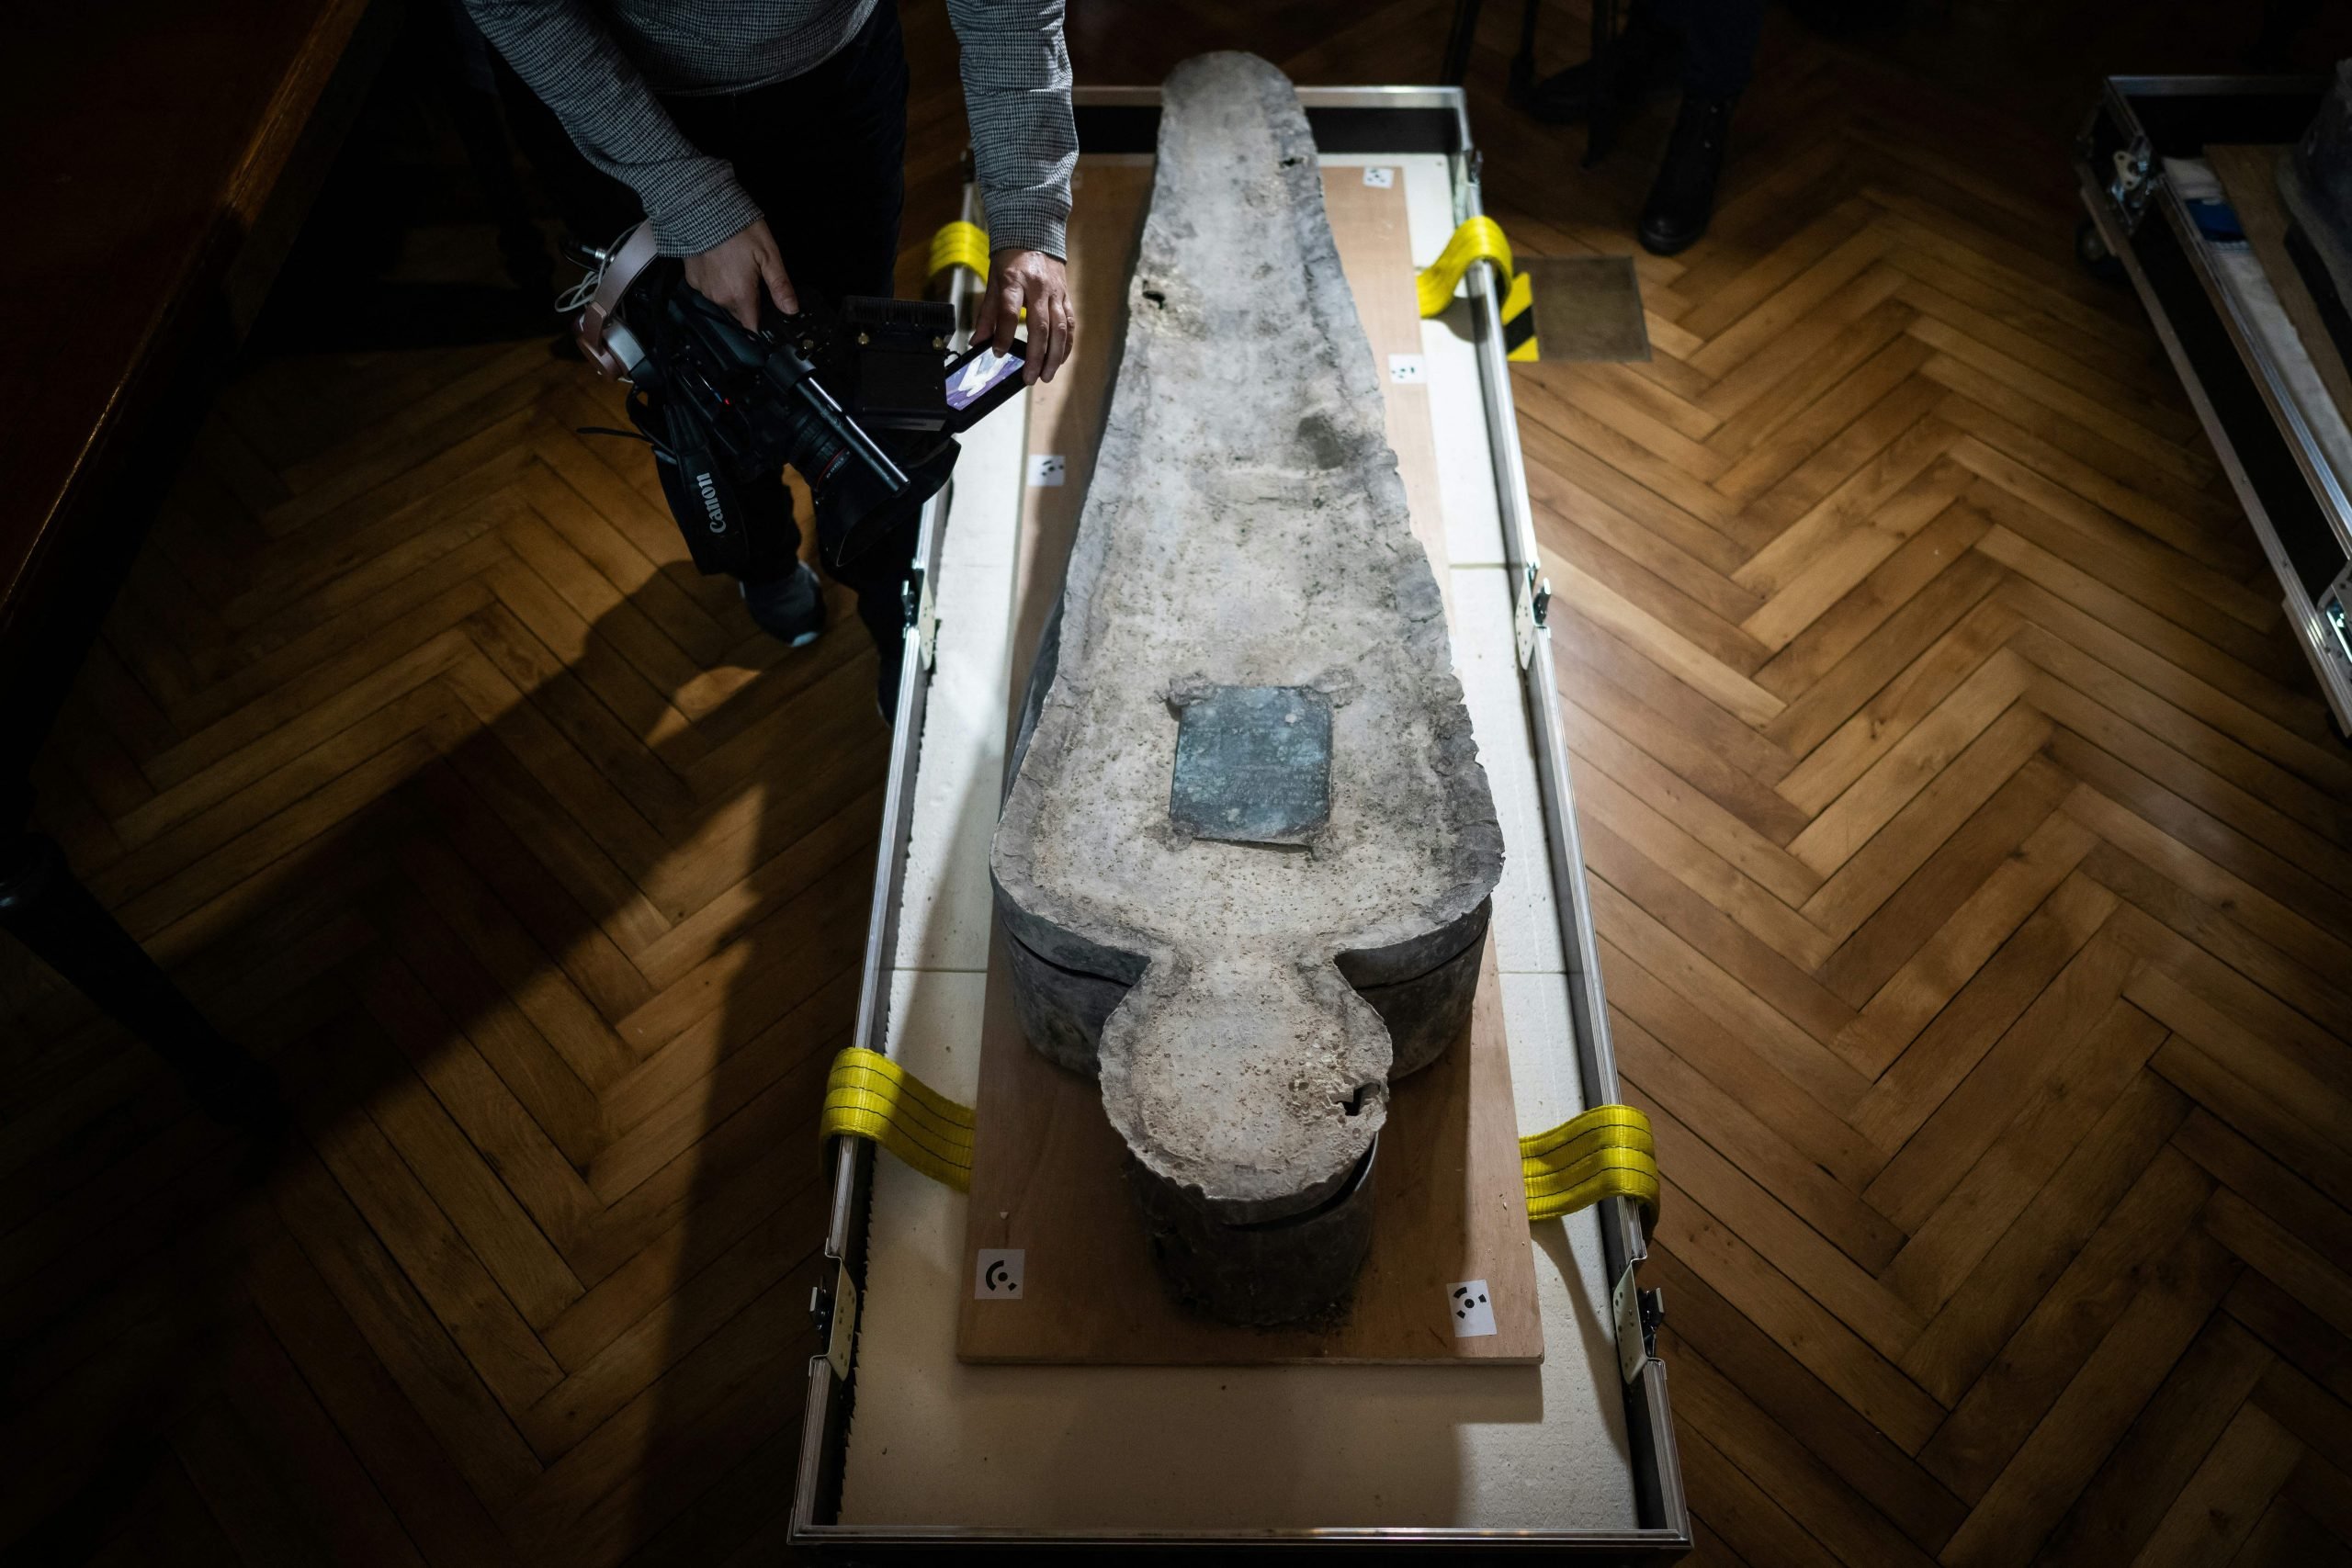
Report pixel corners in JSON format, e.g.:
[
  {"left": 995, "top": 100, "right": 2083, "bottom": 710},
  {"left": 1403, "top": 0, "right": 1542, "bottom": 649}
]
[
  {"left": 1644, "top": 0, "right": 1764, "bottom": 99},
  {"left": 659, "top": 1, "right": 917, "bottom": 660}
]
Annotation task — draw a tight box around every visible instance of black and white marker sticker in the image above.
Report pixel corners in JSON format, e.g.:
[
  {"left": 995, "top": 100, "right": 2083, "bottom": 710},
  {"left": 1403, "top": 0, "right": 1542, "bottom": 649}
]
[
  {"left": 1449, "top": 1279, "right": 1496, "bottom": 1338},
  {"left": 974, "top": 1248, "right": 1024, "bottom": 1299}
]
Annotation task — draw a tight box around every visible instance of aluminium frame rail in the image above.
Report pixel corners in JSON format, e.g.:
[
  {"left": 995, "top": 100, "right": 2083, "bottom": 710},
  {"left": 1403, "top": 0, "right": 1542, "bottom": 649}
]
[
  {"left": 2075, "top": 73, "right": 2352, "bottom": 728},
  {"left": 790, "top": 84, "right": 1690, "bottom": 1556}
]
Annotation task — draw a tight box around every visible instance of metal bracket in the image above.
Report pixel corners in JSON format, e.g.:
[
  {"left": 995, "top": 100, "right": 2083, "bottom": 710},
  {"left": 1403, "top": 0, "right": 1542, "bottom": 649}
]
[
  {"left": 1512, "top": 563, "right": 1552, "bottom": 670},
  {"left": 2311, "top": 572, "right": 2352, "bottom": 734},
  {"left": 2107, "top": 138, "right": 2156, "bottom": 233},
  {"left": 2325, "top": 566, "right": 2352, "bottom": 672},
  {"left": 2078, "top": 85, "right": 2157, "bottom": 237},
  {"left": 813, "top": 1263, "right": 861, "bottom": 1382},
  {"left": 1611, "top": 1265, "right": 1663, "bottom": 1385},
  {"left": 917, "top": 570, "right": 939, "bottom": 672},
  {"left": 902, "top": 566, "right": 941, "bottom": 673},
  {"left": 1453, "top": 145, "right": 1484, "bottom": 226}
]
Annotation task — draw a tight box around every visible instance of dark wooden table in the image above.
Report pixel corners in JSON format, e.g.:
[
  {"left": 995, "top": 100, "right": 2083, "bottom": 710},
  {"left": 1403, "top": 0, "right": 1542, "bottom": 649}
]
[{"left": 0, "top": 0, "right": 384, "bottom": 1126}]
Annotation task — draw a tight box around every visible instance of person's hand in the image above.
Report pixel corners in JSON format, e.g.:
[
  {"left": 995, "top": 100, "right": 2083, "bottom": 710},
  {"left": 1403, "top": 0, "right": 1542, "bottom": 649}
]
[
  {"left": 683, "top": 217, "right": 797, "bottom": 330},
  {"left": 974, "top": 248, "right": 1073, "bottom": 385}
]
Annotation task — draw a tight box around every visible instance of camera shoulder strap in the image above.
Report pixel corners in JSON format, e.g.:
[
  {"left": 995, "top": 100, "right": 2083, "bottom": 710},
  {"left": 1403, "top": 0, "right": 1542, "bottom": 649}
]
[{"left": 644, "top": 390, "right": 755, "bottom": 578}]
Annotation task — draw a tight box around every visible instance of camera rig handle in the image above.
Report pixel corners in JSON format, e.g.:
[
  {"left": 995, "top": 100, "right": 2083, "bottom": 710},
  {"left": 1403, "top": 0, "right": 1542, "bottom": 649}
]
[{"left": 574, "top": 223, "right": 662, "bottom": 379}]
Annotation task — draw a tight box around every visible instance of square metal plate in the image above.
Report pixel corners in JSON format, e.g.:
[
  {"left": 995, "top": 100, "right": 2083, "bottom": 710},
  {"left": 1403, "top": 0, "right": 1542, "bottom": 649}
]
[{"left": 1168, "top": 685, "right": 1332, "bottom": 845}]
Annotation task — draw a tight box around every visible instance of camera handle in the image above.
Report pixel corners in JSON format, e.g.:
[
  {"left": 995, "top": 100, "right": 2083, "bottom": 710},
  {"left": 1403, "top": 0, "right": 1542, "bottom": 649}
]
[{"left": 573, "top": 222, "right": 662, "bottom": 378}]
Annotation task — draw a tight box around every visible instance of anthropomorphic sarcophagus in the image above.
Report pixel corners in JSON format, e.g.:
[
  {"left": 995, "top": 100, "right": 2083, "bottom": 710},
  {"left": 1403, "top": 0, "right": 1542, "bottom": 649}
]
[{"left": 990, "top": 51, "right": 1503, "bottom": 1325}]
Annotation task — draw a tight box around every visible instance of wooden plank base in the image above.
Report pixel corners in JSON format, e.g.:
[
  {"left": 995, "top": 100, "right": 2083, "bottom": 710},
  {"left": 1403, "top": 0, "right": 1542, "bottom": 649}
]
[{"left": 959, "top": 934, "right": 1542, "bottom": 1363}]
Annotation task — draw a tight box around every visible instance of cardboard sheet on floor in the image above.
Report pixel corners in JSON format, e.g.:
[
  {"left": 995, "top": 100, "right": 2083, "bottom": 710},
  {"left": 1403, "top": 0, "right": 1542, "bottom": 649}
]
[{"left": 1522, "top": 254, "right": 1652, "bottom": 363}]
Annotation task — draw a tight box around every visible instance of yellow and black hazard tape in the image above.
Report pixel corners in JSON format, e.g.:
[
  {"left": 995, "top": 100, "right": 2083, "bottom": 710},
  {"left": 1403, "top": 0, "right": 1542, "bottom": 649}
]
[
  {"left": 821, "top": 1046, "right": 1654, "bottom": 1224},
  {"left": 1520, "top": 1103, "right": 1659, "bottom": 1226},
  {"left": 1498, "top": 270, "right": 1537, "bottom": 362},
  {"left": 927, "top": 220, "right": 992, "bottom": 286},
  {"left": 820, "top": 1045, "right": 975, "bottom": 1192},
  {"left": 1415, "top": 216, "right": 1539, "bottom": 363}
]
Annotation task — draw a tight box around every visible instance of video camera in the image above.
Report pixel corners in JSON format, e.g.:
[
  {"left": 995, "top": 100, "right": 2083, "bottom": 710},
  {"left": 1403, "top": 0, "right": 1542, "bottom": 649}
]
[{"left": 570, "top": 224, "right": 1027, "bottom": 576}]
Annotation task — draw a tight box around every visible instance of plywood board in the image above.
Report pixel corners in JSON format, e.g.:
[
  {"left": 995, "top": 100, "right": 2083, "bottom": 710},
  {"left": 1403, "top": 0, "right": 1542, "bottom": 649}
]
[
  {"left": 1005, "top": 156, "right": 1155, "bottom": 689},
  {"left": 956, "top": 152, "right": 1538, "bottom": 1364},
  {"left": 1326, "top": 165, "right": 1454, "bottom": 600},
  {"left": 958, "top": 930, "right": 1543, "bottom": 1363},
  {"left": 2208, "top": 144, "right": 2352, "bottom": 429}
]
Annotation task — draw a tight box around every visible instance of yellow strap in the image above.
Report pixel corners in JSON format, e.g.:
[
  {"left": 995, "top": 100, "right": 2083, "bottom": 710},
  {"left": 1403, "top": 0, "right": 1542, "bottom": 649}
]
[
  {"left": 1417, "top": 215, "right": 1517, "bottom": 319},
  {"left": 928, "top": 220, "right": 992, "bottom": 284},
  {"left": 821, "top": 1050, "right": 1656, "bottom": 1224},
  {"left": 1520, "top": 1104, "right": 1660, "bottom": 1224},
  {"left": 820, "top": 1046, "right": 975, "bottom": 1192}
]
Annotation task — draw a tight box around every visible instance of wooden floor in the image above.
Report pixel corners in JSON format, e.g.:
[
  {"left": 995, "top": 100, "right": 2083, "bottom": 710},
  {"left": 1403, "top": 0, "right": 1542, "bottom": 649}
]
[{"left": 8, "top": 3, "right": 2352, "bottom": 1563}]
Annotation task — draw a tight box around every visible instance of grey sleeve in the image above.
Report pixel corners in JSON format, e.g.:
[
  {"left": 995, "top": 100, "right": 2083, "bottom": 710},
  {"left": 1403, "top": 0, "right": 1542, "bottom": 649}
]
[
  {"left": 944, "top": 0, "right": 1077, "bottom": 258},
  {"left": 463, "top": 0, "right": 762, "bottom": 255}
]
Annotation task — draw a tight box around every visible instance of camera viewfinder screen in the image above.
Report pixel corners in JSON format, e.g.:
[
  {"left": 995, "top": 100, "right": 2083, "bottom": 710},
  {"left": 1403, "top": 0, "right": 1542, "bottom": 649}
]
[{"left": 945, "top": 346, "right": 1023, "bottom": 412}]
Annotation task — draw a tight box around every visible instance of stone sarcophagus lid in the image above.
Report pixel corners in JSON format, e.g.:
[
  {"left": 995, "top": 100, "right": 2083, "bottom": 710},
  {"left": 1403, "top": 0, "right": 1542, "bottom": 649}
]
[{"left": 989, "top": 52, "right": 1503, "bottom": 1325}]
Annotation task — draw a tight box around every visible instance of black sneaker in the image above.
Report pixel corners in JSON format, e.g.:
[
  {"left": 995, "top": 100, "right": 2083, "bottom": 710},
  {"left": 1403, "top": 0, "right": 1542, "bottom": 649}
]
[
  {"left": 740, "top": 562, "right": 825, "bottom": 649},
  {"left": 1639, "top": 93, "right": 1737, "bottom": 257}
]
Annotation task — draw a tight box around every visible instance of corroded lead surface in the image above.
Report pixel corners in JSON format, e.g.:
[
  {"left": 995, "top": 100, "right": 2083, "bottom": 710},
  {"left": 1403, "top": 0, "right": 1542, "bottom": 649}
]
[{"left": 989, "top": 52, "right": 1502, "bottom": 1315}]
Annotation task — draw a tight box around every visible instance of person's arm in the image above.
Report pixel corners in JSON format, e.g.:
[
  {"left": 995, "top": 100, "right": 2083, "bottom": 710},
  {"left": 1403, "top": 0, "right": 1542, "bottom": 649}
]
[
  {"left": 946, "top": 0, "right": 1078, "bottom": 382},
  {"left": 464, "top": 0, "right": 795, "bottom": 325}
]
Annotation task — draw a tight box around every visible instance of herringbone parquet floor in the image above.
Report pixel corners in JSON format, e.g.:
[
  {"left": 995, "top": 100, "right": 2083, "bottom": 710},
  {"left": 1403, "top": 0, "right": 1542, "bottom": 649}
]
[{"left": 6, "top": 2, "right": 2352, "bottom": 1563}]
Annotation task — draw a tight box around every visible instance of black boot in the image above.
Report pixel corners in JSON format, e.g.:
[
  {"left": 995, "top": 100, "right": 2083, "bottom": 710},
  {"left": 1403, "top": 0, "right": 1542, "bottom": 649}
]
[
  {"left": 1514, "top": 17, "right": 1680, "bottom": 127},
  {"left": 1639, "top": 93, "right": 1736, "bottom": 256},
  {"left": 740, "top": 560, "right": 827, "bottom": 649}
]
